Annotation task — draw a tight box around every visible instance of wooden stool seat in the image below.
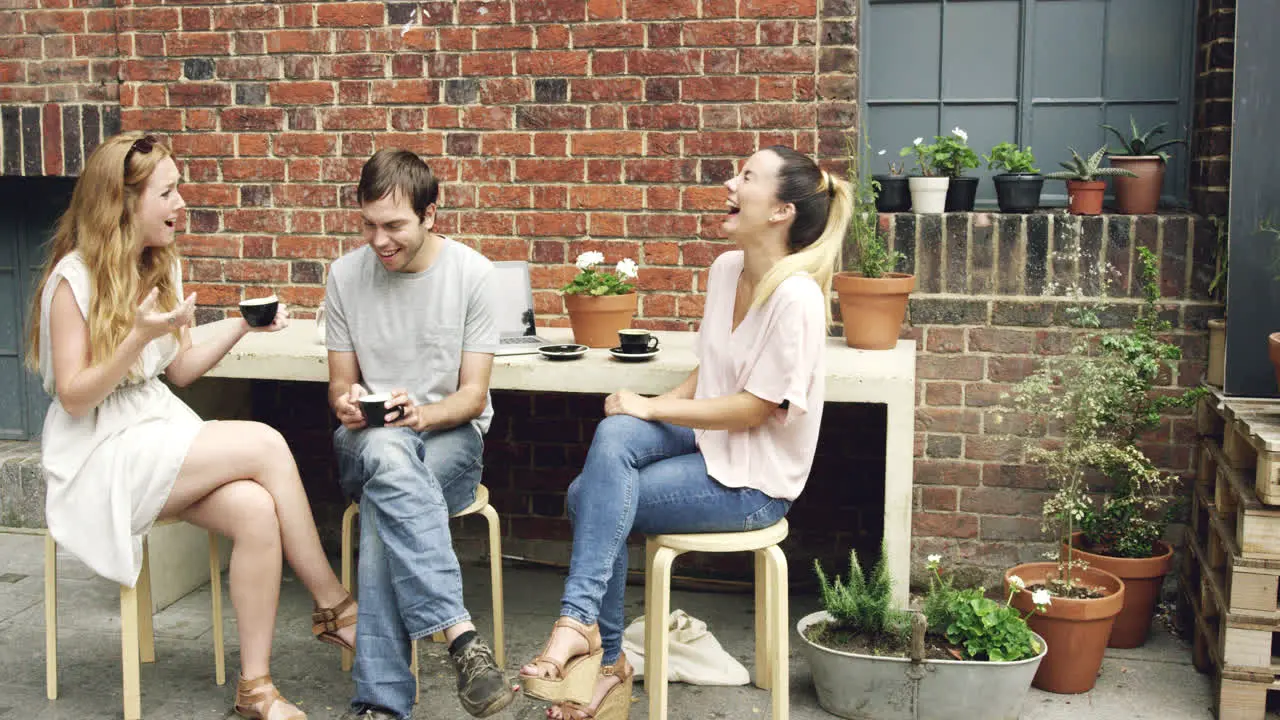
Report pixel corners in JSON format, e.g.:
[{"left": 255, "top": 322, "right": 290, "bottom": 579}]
[
  {"left": 46, "top": 520, "right": 226, "bottom": 720},
  {"left": 340, "top": 483, "right": 505, "bottom": 703},
  {"left": 644, "top": 519, "right": 789, "bottom": 720}
]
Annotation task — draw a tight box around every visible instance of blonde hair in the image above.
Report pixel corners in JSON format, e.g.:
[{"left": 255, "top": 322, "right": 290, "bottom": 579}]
[
  {"left": 25, "top": 132, "right": 182, "bottom": 374},
  {"left": 751, "top": 148, "right": 852, "bottom": 326}
]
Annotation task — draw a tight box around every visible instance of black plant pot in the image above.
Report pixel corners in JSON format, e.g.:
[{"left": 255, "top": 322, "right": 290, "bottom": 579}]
[
  {"left": 992, "top": 173, "right": 1045, "bottom": 213},
  {"left": 872, "top": 174, "right": 911, "bottom": 213},
  {"left": 944, "top": 176, "right": 979, "bottom": 212}
]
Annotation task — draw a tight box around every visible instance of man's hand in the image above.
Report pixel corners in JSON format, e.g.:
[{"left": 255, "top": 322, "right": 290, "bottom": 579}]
[
  {"left": 335, "top": 383, "right": 367, "bottom": 430},
  {"left": 604, "top": 390, "right": 654, "bottom": 421},
  {"left": 386, "top": 389, "right": 426, "bottom": 432}
]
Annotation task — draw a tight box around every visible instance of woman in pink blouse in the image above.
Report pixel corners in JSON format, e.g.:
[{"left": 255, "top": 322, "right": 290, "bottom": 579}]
[{"left": 519, "top": 146, "right": 852, "bottom": 720}]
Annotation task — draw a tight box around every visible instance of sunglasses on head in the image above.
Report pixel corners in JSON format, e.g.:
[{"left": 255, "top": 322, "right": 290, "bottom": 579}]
[{"left": 124, "top": 134, "right": 159, "bottom": 167}]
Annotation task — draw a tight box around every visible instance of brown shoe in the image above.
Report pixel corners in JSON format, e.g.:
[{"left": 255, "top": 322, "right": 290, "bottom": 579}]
[
  {"left": 234, "top": 674, "right": 306, "bottom": 720},
  {"left": 312, "top": 594, "right": 356, "bottom": 652}
]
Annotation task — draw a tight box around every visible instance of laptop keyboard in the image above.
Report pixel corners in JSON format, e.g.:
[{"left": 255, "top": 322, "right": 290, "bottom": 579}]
[{"left": 501, "top": 336, "right": 543, "bottom": 345}]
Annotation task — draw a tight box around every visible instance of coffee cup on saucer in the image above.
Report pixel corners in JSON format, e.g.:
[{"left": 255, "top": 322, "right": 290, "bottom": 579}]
[{"left": 617, "top": 329, "right": 659, "bottom": 354}]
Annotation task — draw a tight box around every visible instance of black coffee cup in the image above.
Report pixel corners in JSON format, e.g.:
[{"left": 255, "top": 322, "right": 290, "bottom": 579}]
[
  {"left": 240, "top": 295, "right": 279, "bottom": 328},
  {"left": 618, "top": 329, "right": 659, "bottom": 354},
  {"left": 359, "top": 393, "right": 405, "bottom": 428}
]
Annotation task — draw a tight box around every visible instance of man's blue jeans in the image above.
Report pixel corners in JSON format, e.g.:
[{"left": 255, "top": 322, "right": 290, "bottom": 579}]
[
  {"left": 560, "top": 415, "right": 791, "bottom": 664},
  {"left": 334, "top": 423, "right": 483, "bottom": 720}
]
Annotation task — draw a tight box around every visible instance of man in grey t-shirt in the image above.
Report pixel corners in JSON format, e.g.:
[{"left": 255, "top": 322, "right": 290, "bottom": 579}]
[{"left": 324, "top": 150, "right": 514, "bottom": 720}]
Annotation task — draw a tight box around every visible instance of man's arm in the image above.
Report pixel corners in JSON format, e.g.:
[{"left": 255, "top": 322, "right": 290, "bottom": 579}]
[
  {"left": 328, "top": 350, "right": 367, "bottom": 430},
  {"left": 389, "top": 350, "right": 493, "bottom": 432}
]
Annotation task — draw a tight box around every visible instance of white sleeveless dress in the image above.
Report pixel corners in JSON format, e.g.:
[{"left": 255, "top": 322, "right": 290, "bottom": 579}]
[{"left": 39, "top": 252, "right": 205, "bottom": 587}]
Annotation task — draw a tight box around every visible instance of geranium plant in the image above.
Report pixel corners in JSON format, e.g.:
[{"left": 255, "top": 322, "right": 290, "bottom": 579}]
[
  {"left": 985, "top": 143, "right": 1039, "bottom": 174},
  {"left": 922, "top": 556, "right": 1049, "bottom": 662},
  {"left": 561, "top": 251, "right": 637, "bottom": 296},
  {"left": 931, "top": 127, "right": 981, "bottom": 178},
  {"left": 899, "top": 137, "right": 946, "bottom": 177}
]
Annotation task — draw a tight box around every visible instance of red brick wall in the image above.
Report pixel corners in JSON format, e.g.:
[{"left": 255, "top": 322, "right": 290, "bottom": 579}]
[
  {"left": 1190, "top": 0, "right": 1233, "bottom": 217},
  {"left": 1, "top": 1, "right": 1223, "bottom": 588}
]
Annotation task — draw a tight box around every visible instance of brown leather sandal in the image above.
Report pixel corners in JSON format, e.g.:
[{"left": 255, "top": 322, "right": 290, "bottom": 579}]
[
  {"left": 520, "top": 617, "right": 604, "bottom": 705},
  {"left": 552, "top": 651, "right": 634, "bottom": 720},
  {"left": 311, "top": 595, "right": 356, "bottom": 651},
  {"left": 233, "top": 674, "right": 306, "bottom": 720}
]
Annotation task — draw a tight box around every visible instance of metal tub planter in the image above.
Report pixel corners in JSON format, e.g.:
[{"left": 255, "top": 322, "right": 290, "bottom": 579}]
[{"left": 797, "top": 611, "right": 1047, "bottom": 720}]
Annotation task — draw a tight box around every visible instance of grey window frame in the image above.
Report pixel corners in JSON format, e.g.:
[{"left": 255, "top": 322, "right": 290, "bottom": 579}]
[{"left": 859, "top": 0, "right": 1198, "bottom": 210}]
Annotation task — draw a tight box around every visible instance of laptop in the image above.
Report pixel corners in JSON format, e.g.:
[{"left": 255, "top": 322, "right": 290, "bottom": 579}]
[{"left": 492, "top": 260, "right": 553, "bottom": 356}]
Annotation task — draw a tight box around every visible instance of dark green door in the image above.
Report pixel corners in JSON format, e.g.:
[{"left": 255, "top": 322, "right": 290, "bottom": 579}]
[{"left": 0, "top": 177, "right": 75, "bottom": 439}]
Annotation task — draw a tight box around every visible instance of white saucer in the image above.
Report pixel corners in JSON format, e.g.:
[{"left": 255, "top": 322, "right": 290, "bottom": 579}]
[{"left": 609, "top": 347, "right": 660, "bottom": 362}]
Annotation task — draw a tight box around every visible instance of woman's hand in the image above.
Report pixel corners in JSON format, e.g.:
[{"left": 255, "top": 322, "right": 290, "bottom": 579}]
[
  {"left": 134, "top": 288, "right": 196, "bottom": 341},
  {"left": 604, "top": 390, "right": 654, "bottom": 420},
  {"left": 247, "top": 302, "right": 290, "bottom": 333}
]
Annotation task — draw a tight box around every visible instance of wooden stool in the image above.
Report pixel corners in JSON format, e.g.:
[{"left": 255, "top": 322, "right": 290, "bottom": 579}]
[
  {"left": 643, "top": 519, "right": 789, "bottom": 720},
  {"left": 45, "top": 520, "right": 226, "bottom": 720},
  {"left": 340, "top": 484, "right": 505, "bottom": 701}
]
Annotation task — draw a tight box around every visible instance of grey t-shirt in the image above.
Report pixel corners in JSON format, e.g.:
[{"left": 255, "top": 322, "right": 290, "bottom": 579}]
[{"left": 324, "top": 237, "right": 500, "bottom": 434}]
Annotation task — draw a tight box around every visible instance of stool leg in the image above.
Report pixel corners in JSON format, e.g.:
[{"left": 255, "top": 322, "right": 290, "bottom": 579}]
[
  {"left": 209, "top": 532, "right": 226, "bottom": 686},
  {"left": 754, "top": 549, "right": 770, "bottom": 690},
  {"left": 137, "top": 538, "right": 156, "bottom": 665},
  {"left": 431, "top": 631, "right": 446, "bottom": 643},
  {"left": 643, "top": 539, "right": 656, "bottom": 682},
  {"left": 411, "top": 639, "right": 420, "bottom": 704},
  {"left": 482, "top": 503, "right": 505, "bottom": 668},
  {"left": 647, "top": 546, "right": 676, "bottom": 720},
  {"left": 764, "top": 545, "right": 789, "bottom": 720},
  {"left": 45, "top": 532, "right": 57, "bottom": 700},
  {"left": 120, "top": 585, "right": 142, "bottom": 720},
  {"left": 341, "top": 503, "right": 357, "bottom": 673}
]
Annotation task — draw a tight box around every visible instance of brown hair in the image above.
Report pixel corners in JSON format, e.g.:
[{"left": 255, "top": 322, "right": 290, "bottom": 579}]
[
  {"left": 357, "top": 149, "right": 439, "bottom": 220},
  {"left": 26, "top": 132, "right": 181, "bottom": 375}
]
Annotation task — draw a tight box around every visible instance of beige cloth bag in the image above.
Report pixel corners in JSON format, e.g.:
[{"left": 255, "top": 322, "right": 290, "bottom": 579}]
[{"left": 621, "top": 609, "right": 750, "bottom": 686}]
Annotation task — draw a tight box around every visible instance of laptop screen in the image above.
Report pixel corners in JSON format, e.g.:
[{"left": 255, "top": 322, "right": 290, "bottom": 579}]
[{"left": 491, "top": 262, "right": 537, "bottom": 337}]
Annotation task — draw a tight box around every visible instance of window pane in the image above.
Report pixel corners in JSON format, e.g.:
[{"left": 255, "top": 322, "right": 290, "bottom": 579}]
[
  {"left": 867, "top": 1, "right": 942, "bottom": 101},
  {"left": 943, "top": 0, "right": 1021, "bottom": 100},
  {"left": 1104, "top": 0, "right": 1186, "bottom": 100},
  {"left": 0, "top": 357, "right": 21, "bottom": 435},
  {"left": 1032, "top": 103, "right": 1105, "bottom": 177},
  {"left": 1033, "top": 0, "right": 1105, "bottom": 99},
  {"left": 866, "top": 105, "right": 941, "bottom": 171}
]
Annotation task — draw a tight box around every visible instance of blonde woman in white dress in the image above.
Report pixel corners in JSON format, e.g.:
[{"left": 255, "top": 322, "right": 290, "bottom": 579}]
[{"left": 27, "top": 133, "right": 356, "bottom": 720}]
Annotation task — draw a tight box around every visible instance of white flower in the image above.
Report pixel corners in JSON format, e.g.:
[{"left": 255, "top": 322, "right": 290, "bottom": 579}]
[
  {"left": 927, "top": 554, "right": 941, "bottom": 564},
  {"left": 615, "top": 258, "right": 638, "bottom": 279},
  {"left": 1009, "top": 575, "right": 1026, "bottom": 591},
  {"left": 952, "top": 127, "right": 968, "bottom": 143},
  {"left": 1031, "top": 589, "right": 1053, "bottom": 607},
  {"left": 575, "top": 251, "right": 604, "bottom": 270},
  {"left": 878, "top": 149, "right": 886, "bottom": 156},
  {"left": 913, "top": 137, "right": 923, "bottom": 146}
]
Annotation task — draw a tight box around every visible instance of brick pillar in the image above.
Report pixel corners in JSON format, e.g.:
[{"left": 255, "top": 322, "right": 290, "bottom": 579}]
[{"left": 1191, "top": 0, "right": 1234, "bottom": 217}]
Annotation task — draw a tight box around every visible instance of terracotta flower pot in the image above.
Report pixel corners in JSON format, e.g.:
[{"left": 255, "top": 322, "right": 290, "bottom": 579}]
[
  {"left": 1065, "top": 532, "right": 1173, "bottom": 648},
  {"left": 1269, "top": 332, "right": 1280, "bottom": 392},
  {"left": 832, "top": 272, "right": 916, "bottom": 350},
  {"left": 564, "top": 292, "right": 638, "bottom": 348},
  {"left": 1108, "top": 156, "right": 1165, "bottom": 215},
  {"left": 1207, "top": 319, "right": 1226, "bottom": 387},
  {"left": 1065, "top": 180, "right": 1106, "bottom": 215},
  {"left": 1005, "top": 562, "right": 1125, "bottom": 694}
]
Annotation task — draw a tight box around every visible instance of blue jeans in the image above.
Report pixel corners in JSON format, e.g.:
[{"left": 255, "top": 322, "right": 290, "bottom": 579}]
[
  {"left": 334, "top": 423, "right": 484, "bottom": 720},
  {"left": 561, "top": 415, "right": 791, "bottom": 664}
]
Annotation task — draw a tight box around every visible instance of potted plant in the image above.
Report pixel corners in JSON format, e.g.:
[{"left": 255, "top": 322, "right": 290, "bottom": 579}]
[
  {"left": 796, "top": 547, "right": 1048, "bottom": 720},
  {"left": 1102, "top": 117, "right": 1186, "bottom": 214},
  {"left": 1006, "top": 248, "right": 1205, "bottom": 690},
  {"left": 934, "top": 127, "right": 981, "bottom": 212},
  {"left": 1262, "top": 218, "right": 1280, "bottom": 391},
  {"left": 561, "top": 251, "right": 638, "bottom": 348},
  {"left": 873, "top": 149, "right": 911, "bottom": 213},
  {"left": 900, "top": 137, "right": 949, "bottom": 214},
  {"left": 984, "top": 142, "right": 1043, "bottom": 213},
  {"left": 835, "top": 137, "right": 915, "bottom": 350},
  {"left": 1044, "top": 146, "right": 1136, "bottom": 216}
]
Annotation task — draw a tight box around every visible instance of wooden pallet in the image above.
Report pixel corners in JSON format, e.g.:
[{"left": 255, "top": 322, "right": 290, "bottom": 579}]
[
  {"left": 1203, "top": 391, "right": 1280, "bottom": 505},
  {"left": 1199, "top": 439, "right": 1280, "bottom": 561}
]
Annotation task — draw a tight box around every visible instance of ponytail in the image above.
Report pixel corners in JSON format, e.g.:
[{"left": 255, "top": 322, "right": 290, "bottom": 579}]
[{"left": 750, "top": 149, "right": 852, "bottom": 327}]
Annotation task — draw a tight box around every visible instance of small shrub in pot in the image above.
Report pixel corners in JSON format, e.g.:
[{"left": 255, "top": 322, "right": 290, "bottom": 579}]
[{"left": 984, "top": 142, "right": 1043, "bottom": 213}]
